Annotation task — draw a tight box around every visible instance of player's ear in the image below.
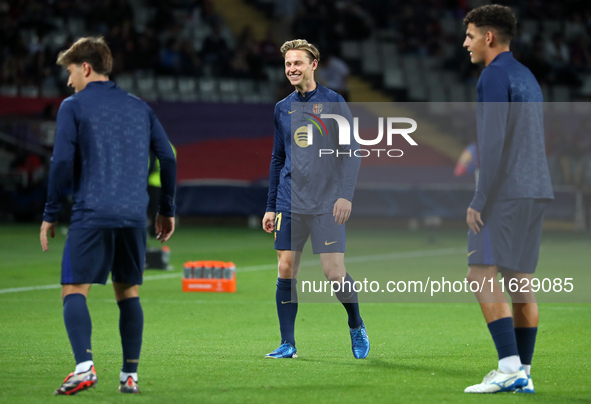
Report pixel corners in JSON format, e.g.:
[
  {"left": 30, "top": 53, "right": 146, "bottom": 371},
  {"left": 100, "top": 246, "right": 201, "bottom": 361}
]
[
  {"left": 81, "top": 62, "right": 92, "bottom": 77},
  {"left": 485, "top": 30, "right": 494, "bottom": 46},
  {"left": 311, "top": 59, "right": 318, "bottom": 70}
]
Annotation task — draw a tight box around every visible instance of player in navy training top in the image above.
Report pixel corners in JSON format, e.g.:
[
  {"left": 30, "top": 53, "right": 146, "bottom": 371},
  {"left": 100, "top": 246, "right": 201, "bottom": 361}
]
[
  {"left": 462, "top": 6, "right": 554, "bottom": 394},
  {"left": 262, "top": 39, "right": 369, "bottom": 359},
  {"left": 40, "top": 37, "right": 176, "bottom": 395}
]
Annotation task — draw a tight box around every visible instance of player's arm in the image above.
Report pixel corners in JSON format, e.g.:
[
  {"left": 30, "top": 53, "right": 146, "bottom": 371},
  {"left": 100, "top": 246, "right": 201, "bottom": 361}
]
[
  {"left": 263, "top": 106, "right": 286, "bottom": 232},
  {"left": 468, "top": 66, "right": 510, "bottom": 230},
  {"left": 334, "top": 97, "right": 360, "bottom": 224},
  {"left": 149, "top": 110, "right": 177, "bottom": 242},
  {"left": 40, "top": 98, "right": 78, "bottom": 251}
]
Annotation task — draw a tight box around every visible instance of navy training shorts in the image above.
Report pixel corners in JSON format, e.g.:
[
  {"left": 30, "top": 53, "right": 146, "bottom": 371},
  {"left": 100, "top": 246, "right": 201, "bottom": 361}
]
[
  {"left": 467, "top": 199, "right": 546, "bottom": 273},
  {"left": 274, "top": 211, "right": 345, "bottom": 254},
  {"left": 61, "top": 227, "right": 146, "bottom": 285}
]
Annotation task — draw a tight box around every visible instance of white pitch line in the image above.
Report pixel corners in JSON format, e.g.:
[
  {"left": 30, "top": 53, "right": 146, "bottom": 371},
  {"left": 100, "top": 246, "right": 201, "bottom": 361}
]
[{"left": 0, "top": 247, "right": 464, "bottom": 295}]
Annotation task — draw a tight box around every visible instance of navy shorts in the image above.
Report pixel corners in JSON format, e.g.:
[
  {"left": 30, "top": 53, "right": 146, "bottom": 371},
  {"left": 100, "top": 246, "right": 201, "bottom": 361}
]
[
  {"left": 61, "top": 227, "right": 146, "bottom": 285},
  {"left": 274, "top": 211, "right": 345, "bottom": 254},
  {"left": 468, "top": 199, "right": 546, "bottom": 273}
]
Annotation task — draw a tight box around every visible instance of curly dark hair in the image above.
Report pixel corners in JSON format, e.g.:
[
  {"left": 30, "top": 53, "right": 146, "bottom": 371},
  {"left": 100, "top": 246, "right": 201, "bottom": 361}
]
[{"left": 463, "top": 5, "right": 517, "bottom": 44}]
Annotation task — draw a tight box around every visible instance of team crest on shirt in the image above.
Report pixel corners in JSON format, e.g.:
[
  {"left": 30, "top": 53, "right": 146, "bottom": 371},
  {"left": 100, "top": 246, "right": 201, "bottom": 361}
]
[{"left": 313, "top": 103, "right": 323, "bottom": 114}]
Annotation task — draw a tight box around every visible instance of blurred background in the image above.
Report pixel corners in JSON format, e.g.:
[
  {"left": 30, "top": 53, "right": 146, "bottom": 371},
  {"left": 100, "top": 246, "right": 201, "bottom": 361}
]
[{"left": 1, "top": 0, "right": 590, "bottom": 230}]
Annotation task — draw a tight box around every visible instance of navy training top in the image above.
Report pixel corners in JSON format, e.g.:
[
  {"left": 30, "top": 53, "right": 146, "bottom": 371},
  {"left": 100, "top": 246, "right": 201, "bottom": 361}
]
[
  {"left": 471, "top": 51, "right": 554, "bottom": 212},
  {"left": 266, "top": 83, "right": 361, "bottom": 214},
  {"left": 43, "top": 81, "right": 176, "bottom": 228}
]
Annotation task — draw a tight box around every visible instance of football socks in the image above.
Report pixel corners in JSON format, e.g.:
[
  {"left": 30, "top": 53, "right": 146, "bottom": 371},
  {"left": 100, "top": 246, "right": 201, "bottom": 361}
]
[
  {"left": 335, "top": 273, "right": 363, "bottom": 329},
  {"left": 118, "top": 297, "right": 143, "bottom": 374},
  {"left": 487, "top": 317, "right": 521, "bottom": 373},
  {"left": 515, "top": 327, "right": 537, "bottom": 370},
  {"left": 63, "top": 293, "right": 93, "bottom": 364},
  {"left": 276, "top": 278, "right": 298, "bottom": 346}
]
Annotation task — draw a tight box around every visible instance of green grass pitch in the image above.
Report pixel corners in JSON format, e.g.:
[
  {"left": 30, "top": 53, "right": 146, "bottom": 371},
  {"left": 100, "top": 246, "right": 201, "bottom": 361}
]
[{"left": 0, "top": 223, "right": 589, "bottom": 403}]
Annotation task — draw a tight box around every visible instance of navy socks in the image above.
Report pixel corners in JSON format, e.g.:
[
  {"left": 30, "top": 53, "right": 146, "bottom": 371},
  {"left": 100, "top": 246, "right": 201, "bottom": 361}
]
[
  {"left": 487, "top": 317, "right": 519, "bottom": 360},
  {"left": 276, "top": 278, "right": 298, "bottom": 346},
  {"left": 118, "top": 297, "right": 143, "bottom": 373},
  {"left": 515, "top": 327, "right": 537, "bottom": 366},
  {"left": 63, "top": 293, "right": 93, "bottom": 364},
  {"left": 334, "top": 273, "right": 363, "bottom": 329}
]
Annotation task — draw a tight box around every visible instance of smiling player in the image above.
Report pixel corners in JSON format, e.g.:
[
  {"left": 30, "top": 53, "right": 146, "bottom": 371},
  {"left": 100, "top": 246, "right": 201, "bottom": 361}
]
[{"left": 262, "top": 39, "right": 368, "bottom": 359}]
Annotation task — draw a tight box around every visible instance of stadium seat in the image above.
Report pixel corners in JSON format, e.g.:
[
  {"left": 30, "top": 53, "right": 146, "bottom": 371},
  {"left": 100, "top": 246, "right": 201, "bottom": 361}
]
[
  {"left": 237, "top": 80, "right": 256, "bottom": 95},
  {"left": 340, "top": 40, "right": 362, "bottom": 61},
  {"left": 384, "top": 67, "right": 404, "bottom": 89},
  {"left": 219, "top": 79, "right": 238, "bottom": 94},
  {"left": 156, "top": 77, "right": 178, "bottom": 100},
  {"left": 41, "top": 83, "right": 60, "bottom": 97},
  {"left": 540, "top": 84, "right": 551, "bottom": 101},
  {"left": 20, "top": 86, "right": 40, "bottom": 98},
  {"left": 137, "top": 76, "right": 155, "bottom": 92},
  {"left": 361, "top": 39, "right": 381, "bottom": 75},
  {"left": 448, "top": 83, "right": 468, "bottom": 102},
  {"left": 428, "top": 81, "right": 447, "bottom": 102},
  {"left": 197, "top": 78, "right": 220, "bottom": 102},
  {"left": 0, "top": 85, "right": 17, "bottom": 96},
  {"left": 380, "top": 42, "right": 399, "bottom": 67},
  {"left": 178, "top": 77, "right": 197, "bottom": 95},
  {"left": 552, "top": 85, "right": 570, "bottom": 102},
  {"left": 579, "top": 74, "right": 591, "bottom": 96},
  {"left": 136, "top": 76, "right": 157, "bottom": 100},
  {"left": 115, "top": 74, "right": 135, "bottom": 92}
]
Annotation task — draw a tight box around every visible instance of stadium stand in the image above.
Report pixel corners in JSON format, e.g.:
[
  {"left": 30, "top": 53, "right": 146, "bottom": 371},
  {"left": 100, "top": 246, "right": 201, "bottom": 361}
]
[{"left": 1, "top": 0, "right": 590, "bottom": 226}]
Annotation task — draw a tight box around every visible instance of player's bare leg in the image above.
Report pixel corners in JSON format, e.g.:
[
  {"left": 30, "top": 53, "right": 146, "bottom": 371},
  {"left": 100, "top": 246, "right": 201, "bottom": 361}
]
[
  {"left": 466, "top": 265, "right": 511, "bottom": 320},
  {"left": 266, "top": 250, "right": 300, "bottom": 358},
  {"left": 278, "top": 250, "right": 301, "bottom": 280},
  {"left": 464, "top": 265, "right": 527, "bottom": 393},
  {"left": 321, "top": 252, "right": 369, "bottom": 358},
  {"left": 62, "top": 283, "right": 91, "bottom": 299},
  {"left": 113, "top": 282, "right": 142, "bottom": 393},
  {"left": 320, "top": 252, "right": 346, "bottom": 282}
]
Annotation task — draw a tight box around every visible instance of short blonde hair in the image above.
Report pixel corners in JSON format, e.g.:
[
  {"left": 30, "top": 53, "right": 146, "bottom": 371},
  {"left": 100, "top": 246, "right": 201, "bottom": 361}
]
[
  {"left": 56, "top": 37, "right": 113, "bottom": 76},
  {"left": 280, "top": 39, "right": 320, "bottom": 63}
]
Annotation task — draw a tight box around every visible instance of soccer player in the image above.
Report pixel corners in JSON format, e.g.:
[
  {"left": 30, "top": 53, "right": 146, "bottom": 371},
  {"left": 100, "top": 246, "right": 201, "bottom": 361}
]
[
  {"left": 461, "top": 5, "right": 554, "bottom": 394},
  {"left": 262, "top": 39, "right": 369, "bottom": 359},
  {"left": 40, "top": 37, "right": 176, "bottom": 395}
]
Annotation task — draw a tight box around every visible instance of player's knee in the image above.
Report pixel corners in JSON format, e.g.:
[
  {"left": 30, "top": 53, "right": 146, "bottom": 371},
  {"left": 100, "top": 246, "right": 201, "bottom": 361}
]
[
  {"left": 466, "top": 265, "right": 496, "bottom": 285},
  {"left": 277, "top": 260, "right": 292, "bottom": 278},
  {"left": 466, "top": 268, "right": 483, "bottom": 284},
  {"left": 323, "top": 263, "right": 345, "bottom": 283}
]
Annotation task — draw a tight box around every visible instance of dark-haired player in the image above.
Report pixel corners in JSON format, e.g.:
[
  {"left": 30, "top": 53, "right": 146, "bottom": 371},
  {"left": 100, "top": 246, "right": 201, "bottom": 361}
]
[{"left": 462, "top": 5, "right": 553, "bottom": 394}]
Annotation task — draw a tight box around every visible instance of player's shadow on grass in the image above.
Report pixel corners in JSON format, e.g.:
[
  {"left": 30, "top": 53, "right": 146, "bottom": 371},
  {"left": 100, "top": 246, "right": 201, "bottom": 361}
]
[{"left": 343, "top": 356, "right": 476, "bottom": 378}]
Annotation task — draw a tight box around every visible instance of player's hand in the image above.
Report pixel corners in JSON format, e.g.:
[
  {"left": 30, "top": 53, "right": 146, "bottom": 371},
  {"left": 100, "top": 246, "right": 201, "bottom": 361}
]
[
  {"left": 333, "top": 198, "right": 352, "bottom": 225},
  {"left": 40, "top": 221, "right": 57, "bottom": 252},
  {"left": 155, "top": 213, "right": 175, "bottom": 243},
  {"left": 262, "top": 212, "right": 276, "bottom": 233},
  {"left": 466, "top": 207, "right": 484, "bottom": 234}
]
